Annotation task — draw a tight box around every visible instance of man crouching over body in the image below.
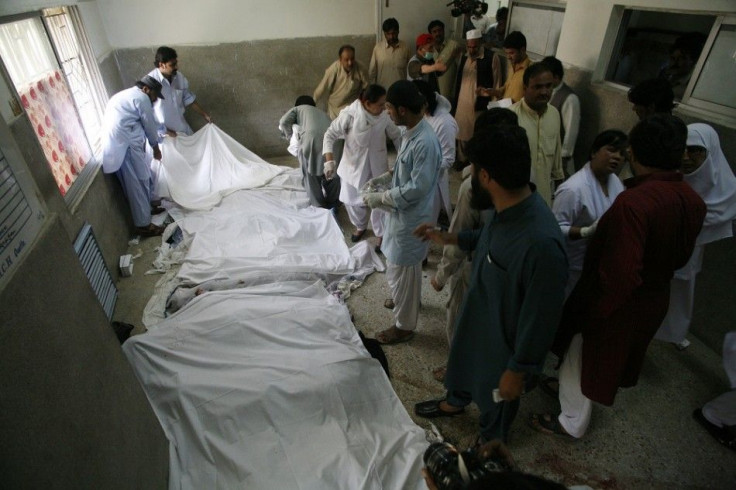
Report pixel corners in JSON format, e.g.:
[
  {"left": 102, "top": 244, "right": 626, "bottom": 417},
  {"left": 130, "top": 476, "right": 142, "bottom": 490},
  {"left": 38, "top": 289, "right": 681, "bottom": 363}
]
[{"left": 413, "top": 124, "right": 568, "bottom": 443}]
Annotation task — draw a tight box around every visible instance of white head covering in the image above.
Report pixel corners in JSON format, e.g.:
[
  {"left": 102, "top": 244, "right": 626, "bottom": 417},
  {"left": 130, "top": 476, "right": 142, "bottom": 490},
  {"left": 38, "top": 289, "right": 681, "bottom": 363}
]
[
  {"left": 466, "top": 29, "right": 482, "bottom": 40},
  {"left": 684, "top": 123, "right": 736, "bottom": 245}
]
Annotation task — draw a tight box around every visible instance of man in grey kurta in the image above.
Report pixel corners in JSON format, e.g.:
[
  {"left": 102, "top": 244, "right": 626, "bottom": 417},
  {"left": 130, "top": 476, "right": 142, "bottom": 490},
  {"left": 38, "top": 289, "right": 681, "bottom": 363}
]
[
  {"left": 278, "top": 96, "right": 339, "bottom": 209},
  {"left": 414, "top": 124, "right": 568, "bottom": 442}
]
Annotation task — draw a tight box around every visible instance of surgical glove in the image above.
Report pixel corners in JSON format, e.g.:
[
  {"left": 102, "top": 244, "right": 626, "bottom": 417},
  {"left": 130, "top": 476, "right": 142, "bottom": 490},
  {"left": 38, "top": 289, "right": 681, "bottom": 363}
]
[
  {"left": 580, "top": 220, "right": 598, "bottom": 238},
  {"left": 324, "top": 160, "right": 336, "bottom": 180},
  {"left": 362, "top": 192, "right": 384, "bottom": 209},
  {"left": 363, "top": 171, "right": 393, "bottom": 192}
]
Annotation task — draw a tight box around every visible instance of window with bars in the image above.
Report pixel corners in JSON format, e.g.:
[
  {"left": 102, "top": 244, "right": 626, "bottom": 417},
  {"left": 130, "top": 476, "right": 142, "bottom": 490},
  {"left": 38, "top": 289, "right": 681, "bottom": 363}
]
[{"left": 0, "top": 6, "right": 108, "bottom": 204}]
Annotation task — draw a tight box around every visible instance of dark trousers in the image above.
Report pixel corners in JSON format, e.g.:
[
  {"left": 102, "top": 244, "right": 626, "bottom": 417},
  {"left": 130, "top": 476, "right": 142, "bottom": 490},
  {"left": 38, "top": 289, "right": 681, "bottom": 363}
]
[{"left": 446, "top": 390, "right": 521, "bottom": 443}]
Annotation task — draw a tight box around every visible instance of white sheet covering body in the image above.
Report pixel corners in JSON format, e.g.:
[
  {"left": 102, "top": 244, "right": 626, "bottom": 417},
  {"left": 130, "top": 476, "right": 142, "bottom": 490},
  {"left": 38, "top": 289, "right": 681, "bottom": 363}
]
[
  {"left": 155, "top": 124, "right": 285, "bottom": 210},
  {"left": 123, "top": 283, "right": 427, "bottom": 490},
  {"left": 174, "top": 190, "right": 354, "bottom": 284}
]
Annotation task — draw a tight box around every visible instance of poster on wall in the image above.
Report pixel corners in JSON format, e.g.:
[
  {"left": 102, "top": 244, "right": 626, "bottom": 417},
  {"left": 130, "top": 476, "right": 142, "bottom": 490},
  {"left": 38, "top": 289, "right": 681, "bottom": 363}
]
[{"left": 0, "top": 116, "right": 46, "bottom": 291}]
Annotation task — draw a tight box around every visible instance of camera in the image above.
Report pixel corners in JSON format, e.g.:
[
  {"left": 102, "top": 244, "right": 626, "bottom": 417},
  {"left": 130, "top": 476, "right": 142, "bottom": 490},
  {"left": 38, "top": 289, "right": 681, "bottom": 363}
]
[
  {"left": 447, "top": 0, "right": 488, "bottom": 18},
  {"left": 423, "top": 441, "right": 510, "bottom": 489}
]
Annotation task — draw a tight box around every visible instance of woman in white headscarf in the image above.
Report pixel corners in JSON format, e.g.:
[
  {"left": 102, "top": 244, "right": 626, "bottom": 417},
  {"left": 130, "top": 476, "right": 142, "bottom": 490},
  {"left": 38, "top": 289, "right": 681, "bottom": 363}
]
[
  {"left": 656, "top": 123, "right": 736, "bottom": 349},
  {"left": 323, "top": 84, "right": 402, "bottom": 247}
]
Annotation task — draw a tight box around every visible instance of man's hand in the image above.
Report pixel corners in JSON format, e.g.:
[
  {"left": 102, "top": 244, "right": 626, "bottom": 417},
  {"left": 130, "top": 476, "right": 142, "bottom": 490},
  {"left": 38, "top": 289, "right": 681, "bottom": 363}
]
[
  {"left": 498, "top": 369, "right": 524, "bottom": 401},
  {"left": 362, "top": 192, "right": 384, "bottom": 209},
  {"left": 324, "top": 160, "right": 336, "bottom": 180},
  {"left": 203, "top": 113, "right": 212, "bottom": 123},
  {"left": 363, "top": 171, "right": 392, "bottom": 192},
  {"left": 430, "top": 276, "right": 443, "bottom": 292},
  {"left": 433, "top": 61, "right": 447, "bottom": 73},
  {"left": 153, "top": 146, "right": 162, "bottom": 161},
  {"left": 580, "top": 220, "right": 598, "bottom": 238},
  {"left": 166, "top": 129, "right": 177, "bottom": 138}
]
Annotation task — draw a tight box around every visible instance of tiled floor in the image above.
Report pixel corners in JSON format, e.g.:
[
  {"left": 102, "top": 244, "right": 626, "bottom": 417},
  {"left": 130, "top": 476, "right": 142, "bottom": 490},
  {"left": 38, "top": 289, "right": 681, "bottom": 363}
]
[{"left": 114, "top": 154, "right": 735, "bottom": 489}]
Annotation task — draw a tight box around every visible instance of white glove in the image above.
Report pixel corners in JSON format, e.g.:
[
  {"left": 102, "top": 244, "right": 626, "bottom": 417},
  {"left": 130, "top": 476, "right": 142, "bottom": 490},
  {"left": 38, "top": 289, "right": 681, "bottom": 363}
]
[
  {"left": 580, "top": 220, "right": 598, "bottom": 238},
  {"left": 362, "top": 192, "right": 384, "bottom": 209},
  {"left": 324, "top": 160, "right": 336, "bottom": 180},
  {"left": 362, "top": 171, "right": 393, "bottom": 192}
]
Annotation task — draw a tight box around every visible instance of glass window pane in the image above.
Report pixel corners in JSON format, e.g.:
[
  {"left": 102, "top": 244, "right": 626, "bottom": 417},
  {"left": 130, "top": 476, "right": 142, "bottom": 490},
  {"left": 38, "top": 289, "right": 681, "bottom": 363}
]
[{"left": 691, "top": 24, "right": 736, "bottom": 109}]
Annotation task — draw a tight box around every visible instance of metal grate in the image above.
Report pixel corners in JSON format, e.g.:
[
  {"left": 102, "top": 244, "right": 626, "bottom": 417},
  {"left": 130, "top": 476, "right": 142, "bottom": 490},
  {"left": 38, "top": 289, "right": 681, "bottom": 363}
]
[{"left": 73, "top": 223, "right": 117, "bottom": 320}]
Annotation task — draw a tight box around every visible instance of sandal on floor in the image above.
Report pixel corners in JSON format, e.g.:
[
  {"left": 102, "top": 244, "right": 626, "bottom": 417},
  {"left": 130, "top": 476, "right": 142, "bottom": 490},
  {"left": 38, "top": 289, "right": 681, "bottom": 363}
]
[
  {"left": 135, "top": 223, "right": 164, "bottom": 237},
  {"left": 529, "top": 413, "right": 573, "bottom": 438},
  {"left": 351, "top": 229, "right": 366, "bottom": 242},
  {"left": 384, "top": 298, "right": 395, "bottom": 309},
  {"left": 539, "top": 375, "right": 559, "bottom": 398},
  {"left": 432, "top": 365, "right": 447, "bottom": 382},
  {"left": 375, "top": 326, "right": 414, "bottom": 345}
]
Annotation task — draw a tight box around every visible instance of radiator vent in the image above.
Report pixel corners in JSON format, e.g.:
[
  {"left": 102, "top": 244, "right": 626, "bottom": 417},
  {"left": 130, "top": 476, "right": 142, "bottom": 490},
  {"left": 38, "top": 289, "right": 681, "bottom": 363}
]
[{"left": 73, "top": 223, "right": 117, "bottom": 320}]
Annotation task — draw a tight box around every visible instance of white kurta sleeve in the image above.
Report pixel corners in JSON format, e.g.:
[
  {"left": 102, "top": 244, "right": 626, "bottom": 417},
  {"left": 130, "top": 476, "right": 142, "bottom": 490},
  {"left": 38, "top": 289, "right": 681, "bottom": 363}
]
[
  {"left": 322, "top": 111, "right": 351, "bottom": 155},
  {"left": 435, "top": 116, "right": 458, "bottom": 169},
  {"left": 138, "top": 98, "right": 160, "bottom": 147},
  {"left": 552, "top": 185, "right": 581, "bottom": 238}
]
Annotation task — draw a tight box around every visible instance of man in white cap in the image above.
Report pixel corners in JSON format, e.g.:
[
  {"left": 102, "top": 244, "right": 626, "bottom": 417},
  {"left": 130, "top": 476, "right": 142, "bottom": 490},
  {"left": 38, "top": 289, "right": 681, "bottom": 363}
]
[
  {"left": 453, "top": 29, "right": 498, "bottom": 169},
  {"left": 101, "top": 76, "right": 165, "bottom": 236}
]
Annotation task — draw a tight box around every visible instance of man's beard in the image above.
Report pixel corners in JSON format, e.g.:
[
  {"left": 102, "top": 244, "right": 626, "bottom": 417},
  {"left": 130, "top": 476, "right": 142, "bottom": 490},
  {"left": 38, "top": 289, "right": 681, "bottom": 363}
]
[{"left": 470, "top": 174, "right": 494, "bottom": 210}]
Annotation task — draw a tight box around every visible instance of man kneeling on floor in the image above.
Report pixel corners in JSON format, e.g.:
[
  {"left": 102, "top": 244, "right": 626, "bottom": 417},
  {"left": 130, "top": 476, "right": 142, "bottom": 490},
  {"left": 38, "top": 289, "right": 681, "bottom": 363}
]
[{"left": 413, "top": 124, "right": 568, "bottom": 442}]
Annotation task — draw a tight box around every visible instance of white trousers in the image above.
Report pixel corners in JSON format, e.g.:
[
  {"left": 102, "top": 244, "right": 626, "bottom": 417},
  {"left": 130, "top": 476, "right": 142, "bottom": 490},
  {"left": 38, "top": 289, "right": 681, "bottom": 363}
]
[
  {"left": 386, "top": 261, "right": 422, "bottom": 331},
  {"left": 703, "top": 331, "right": 736, "bottom": 427},
  {"left": 558, "top": 333, "right": 593, "bottom": 438},
  {"left": 656, "top": 245, "right": 704, "bottom": 343},
  {"left": 344, "top": 204, "right": 386, "bottom": 237}
]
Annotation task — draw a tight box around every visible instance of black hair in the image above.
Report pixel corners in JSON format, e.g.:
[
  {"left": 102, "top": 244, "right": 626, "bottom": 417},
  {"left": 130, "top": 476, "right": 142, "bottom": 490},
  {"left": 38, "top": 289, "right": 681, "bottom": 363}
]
[
  {"left": 590, "top": 129, "right": 628, "bottom": 158},
  {"left": 386, "top": 80, "right": 425, "bottom": 114},
  {"left": 542, "top": 56, "right": 564, "bottom": 80},
  {"left": 629, "top": 114, "right": 687, "bottom": 170},
  {"left": 428, "top": 20, "right": 444, "bottom": 32},
  {"left": 412, "top": 80, "right": 437, "bottom": 115},
  {"left": 360, "top": 84, "right": 387, "bottom": 104},
  {"left": 474, "top": 107, "right": 518, "bottom": 133},
  {"left": 295, "top": 95, "right": 316, "bottom": 107},
  {"left": 503, "top": 31, "right": 526, "bottom": 50},
  {"left": 523, "top": 62, "right": 552, "bottom": 86},
  {"left": 338, "top": 44, "right": 355, "bottom": 57},
  {"left": 467, "top": 125, "right": 531, "bottom": 190},
  {"left": 627, "top": 78, "right": 675, "bottom": 113},
  {"left": 496, "top": 7, "right": 509, "bottom": 20},
  {"left": 154, "top": 46, "right": 177, "bottom": 67},
  {"left": 382, "top": 18, "right": 399, "bottom": 32}
]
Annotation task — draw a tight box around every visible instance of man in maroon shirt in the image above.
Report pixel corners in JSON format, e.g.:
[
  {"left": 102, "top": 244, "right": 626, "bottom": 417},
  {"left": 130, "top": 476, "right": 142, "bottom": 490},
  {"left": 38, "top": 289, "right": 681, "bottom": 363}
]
[{"left": 531, "top": 114, "right": 706, "bottom": 438}]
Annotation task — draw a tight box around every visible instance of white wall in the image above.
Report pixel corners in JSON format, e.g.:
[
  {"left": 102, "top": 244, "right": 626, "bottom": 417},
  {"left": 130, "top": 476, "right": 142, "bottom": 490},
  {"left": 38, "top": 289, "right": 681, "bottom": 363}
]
[
  {"left": 77, "top": 1, "right": 112, "bottom": 61},
  {"left": 95, "top": 0, "right": 376, "bottom": 48},
  {"left": 556, "top": 0, "right": 736, "bottom": 71}
]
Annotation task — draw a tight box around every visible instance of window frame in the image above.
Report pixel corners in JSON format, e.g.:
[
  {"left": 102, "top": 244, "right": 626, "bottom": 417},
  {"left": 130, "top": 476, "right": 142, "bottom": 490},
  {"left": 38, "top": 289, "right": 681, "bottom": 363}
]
[
  {"left": 0, "top": 8, "right": 104, "bottom": 212},
  {"left": 594, "top": 5, "right": 736, "bottom": 125}
]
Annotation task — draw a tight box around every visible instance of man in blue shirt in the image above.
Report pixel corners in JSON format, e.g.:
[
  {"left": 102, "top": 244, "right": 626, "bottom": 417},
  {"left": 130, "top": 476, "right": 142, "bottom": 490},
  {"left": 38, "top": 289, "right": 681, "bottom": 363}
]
[{"left": 413, "top": 124, "right": 568, "bottom": 442}]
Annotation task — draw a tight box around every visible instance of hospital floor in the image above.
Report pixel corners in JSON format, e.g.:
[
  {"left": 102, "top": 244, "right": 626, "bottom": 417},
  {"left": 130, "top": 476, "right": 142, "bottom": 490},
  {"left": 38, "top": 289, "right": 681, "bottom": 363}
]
[{"left": 114, "top": 154, "right": 735, "bottom": 489}]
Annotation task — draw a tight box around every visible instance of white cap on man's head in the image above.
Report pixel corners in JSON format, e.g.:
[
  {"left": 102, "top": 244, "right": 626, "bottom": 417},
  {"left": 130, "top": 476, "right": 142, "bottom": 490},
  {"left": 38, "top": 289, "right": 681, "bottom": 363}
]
[{"left": 466, "top": 29, "right": 482, "bottom": 40}]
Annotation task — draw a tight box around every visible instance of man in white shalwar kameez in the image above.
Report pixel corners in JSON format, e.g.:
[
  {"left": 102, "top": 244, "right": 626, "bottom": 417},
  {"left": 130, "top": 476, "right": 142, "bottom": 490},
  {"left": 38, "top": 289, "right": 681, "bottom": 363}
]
[
  {"left": 323, "top": 86, "right": 402, "bottom": 245},
  {"left": 363, "top": 80, "right": 441, "bottom": 344},
  {"left": 656, "top": 123, "right": 736, "bottom": 349},
  {"left": 102, "top": 76, "right": 165, "bottom": 236},
  {"left": 147, "top": 46, "right": 211, "bottom": 137},
  {"left": 552, "top": 130, "right": 627, "bottom": 297}
]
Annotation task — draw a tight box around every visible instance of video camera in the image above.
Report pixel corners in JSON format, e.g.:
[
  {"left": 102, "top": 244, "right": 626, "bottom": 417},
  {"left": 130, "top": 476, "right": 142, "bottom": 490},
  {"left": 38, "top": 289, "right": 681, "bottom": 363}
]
[
  {"left": 447, "top": 0, "right": 488, "bottom": 18},
  {"left": 424, "top": 441, "right": 511, "bottom": 489}
]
